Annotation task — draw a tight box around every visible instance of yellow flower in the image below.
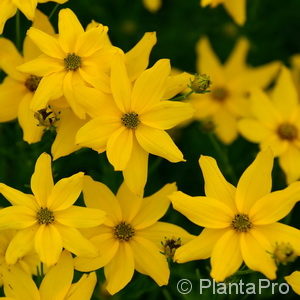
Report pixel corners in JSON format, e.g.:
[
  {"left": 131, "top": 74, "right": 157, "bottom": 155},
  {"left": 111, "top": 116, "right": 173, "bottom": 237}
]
[
  {"left": 190, "top": 37, "right": 280, "bottom": 144},
  {"left": 201, "top": 0, "right": 246, "bottom": 25},
  {"left": 0, "top": 0, "right": 68, "bottom": 34},
  {"left": 285, "top": 271, "right": 300, "bottom": 295},
  {"left": 0, "top": 230, "right": 39, "bottom": 286},
  {"left": 18, "top": 8, "right": 118, "bottom": 119},
  {"left": 0, "top": 153, "right": 106, "bottom": 266},
  {"left": 74, "top": 176, "right": 194, "bottom": 295},
  {"left": 170, "top": 149, "right": 300, "bottom": 282},
  {"left": 76, "top": 55, "right": 194, "bottom": 195},
  {"left": 239, "top": 67, "right": 300, "bottom": 183},
  {"left": 143, "top": 0, "right": 162, "bottom": 12},
  {"left": 0, "top": 11, "right": 86, "bottom": 160},
  {"left": 1, "top": 251, "right": 96, "bottom": 300}
]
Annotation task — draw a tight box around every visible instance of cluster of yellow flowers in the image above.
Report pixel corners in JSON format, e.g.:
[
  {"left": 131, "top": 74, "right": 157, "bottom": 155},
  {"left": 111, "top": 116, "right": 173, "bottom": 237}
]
[{"left": 0, "top": 0, "right": 300, "bottom": 299}]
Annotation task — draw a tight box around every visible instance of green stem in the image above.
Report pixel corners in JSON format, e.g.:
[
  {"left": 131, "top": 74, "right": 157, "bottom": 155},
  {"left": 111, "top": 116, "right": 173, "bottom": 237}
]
[
  {"left": 49, "top": 3, "right": 60, "bottom": 20},
  {"left": 207, "top": 133, "right": 237, "bottom": 184},
  {"left": 15, "top": 11, "right": 21, "bottom": 51},
  {"left": 172, "top": 90, "right": 194, "bottom": 101}
]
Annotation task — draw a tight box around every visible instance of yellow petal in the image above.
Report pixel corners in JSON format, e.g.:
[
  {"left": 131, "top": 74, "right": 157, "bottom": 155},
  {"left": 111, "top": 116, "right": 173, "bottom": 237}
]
[
  {"left": 143, "top": 0, "right": 161, "bottom": 12},
  {"left": 39, "top": 251, "right": 73, "bottom": 300},
  {"left": 66, "top": 272, "right": 97, "bottom": 300},
  {"left": 210, "top": 230, "right": 243, "bottom": 282},
  {"left": 116, "top": 182, "right": 142, "bottom": 223},
  {"left": 125, "top": 32, "right": 157, "bottom": 81},
  {"left": 104, "top": 242, "right": 134, "bottom": 295},
  {"left": 238, "top": 118, "right": 272, "bottom": 143},
  {"left": 56, "top": 206, "right": 106, "bottom": 228},
  {"left": 5, "top": 226, "right": 37, "bottom": 264},
  {"left": 0, "top": 77, "right": 25, "bottom": 122},
  {"left": 123, "top": 138, "right": 148, "bottom": 196},
  {"left": 34, "top": 224, "right": 63, "bottom": 266},
  {"left": 249, "top": 182, "right": 300, "bottom": 225},
  {"left": 30, "top": 72, "right": 65, "bottom": 111},
  {"left": 51, "top": 108, "right": 85, "bottom": 160},
  {"left": 74, "top": 235, "right": 119, "bottom": 272},
  {"left": 235, "top": 149, "right": 273, "bottom": 213},
  {"left": 135, "top": 125, "right": 184, "bottom": 162},
  {"left": 30, "top": 153, "right": 54, "bottom": 206},
  {"left": 83, "top": 176, "right": 122, "bottom": 226},
  {"left": 131, "top": 59, "right": 170, "bottom": 113},
  {"left": 27, "top": 27, "right": 65, "bottom": 59},
  {"left": 107, "top": 127, "right": 133, "bottom": 170},
  {"left": 170, "top": 191, "right": 233, "bottom": 228},
  {"left": 140, "top": 101, "right": 194, "bottom": 130},
  {"left": 131, "top": 236, "right": 169, "bottom": 286},
  {"left": 18, "top": 93, "right": 44, "bottom": 143},
  {"left": 174, "top": 228, "right": 227, "bottom": 263},
  {"left": 0, "top": 206, "right": 36, "bottom": 230},
  {"left": 261, "top": 134, "right": 287, "bottom": 156},
  {"left": 47, "top": 172, "right": 84, "bottom": 211},
  {"left": 223, "top": 0, "right": 246, "bottom": 25},
  {"left": 199, "top": 155, "right": 236, "bottom": 210},
  {"left": 110, "top": 53, "right": 132, "bottom": 113},
  {"left": 56, "top": 224, "right": 98, "bottom": 257},
  {"left": 0, "top": 1, "right": 17, "bottom": 34},
  {"left": 13, "top": 0, "right": 37, "bottom": 20},
  {"left": 0, "top": 38, "right": 24, "bottom": 81},
  {"left": 58, "top": 8, "right": 84, "bottom": 53},
  {"left": 240, "top": 229, "right": 277, "bottom": 279},
  {"left": 279, "top": 145, "right": 300, "bottom": 183},
  {"left": 285, "top": 271, "right": 300, "bottom": 295},
  {"left": 132, "top": 183, "right": 176, "bottom": 229}
]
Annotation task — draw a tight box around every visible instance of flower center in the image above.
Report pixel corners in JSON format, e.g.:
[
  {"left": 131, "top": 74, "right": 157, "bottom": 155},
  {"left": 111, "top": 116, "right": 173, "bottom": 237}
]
[
  {"left": 36, "top": 208, "right": 55, "bottom": 225},
  {"left": 64, "top": 53, "right": 82, "bottom": 71},
  {"left": 277, "top": 123, "right": 298, "bottom": 141},
  {"left": 121, "top": 112, "right": 140, "bottom": 129},
  {"left": 273, "top": 242, "right": 297, "bottom": 265},
  {"left": 231, "top": 213, "right": 252, "bottom": 232},
  {"left": 34, "top": 106, "right": 60, "bottom": 128},
  {"left": 25, "top": 75, "right": 42, "bottom": 92},
  {"left": 114, "top": 222, "right": 135, "bottom": 241},
  {"left": 161, "top": 237, "right": 182, "bottom": 259},
  {"left": 211, "top": 87, "right": 229, "bottom": 102}
]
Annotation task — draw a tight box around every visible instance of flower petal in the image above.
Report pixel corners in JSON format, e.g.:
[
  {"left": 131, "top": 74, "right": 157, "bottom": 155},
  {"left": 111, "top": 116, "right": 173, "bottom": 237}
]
[
  {"left": 223, "top": 0, "right": 246, "bottom": 25},
  {"left": 132, "top": 183, "right": 176, "bottom": 229},
  {"left": 236, "top": 149, "right": 273, "bottom": 213},
  {"left": 135, "top": 125, "right": 184, "bottom": 162},
  {"left": 34, "top": 224, "right": 63, "bottom": 266},
  {"left": 199, "top": 155, "right": 237, "bottom": 210},
  {"left": 170, "top": 191, "right": 233, "bottom": 228},
  {"left": 104, "top": 242, "right": 134, "bottom": 295},
  {"left": 0, "top": 1, "right": 17, "bottom": 34},
  {"left": 13, "top": 0, "right": 36, "bottom": 20},
  {"left": 249, "top": 182, "right": 300, "bottom": 225},
  {"left": 285, "top": 272, "right": 300, "bottom": 295},
  {"left": 47, "top": 172, "right": 84, "bottom": 211},
  {"left": 279, "top": 146, "right": 300, "bottom": 183},
  {"left": 0, "top": 206, "right": 36, "bottom": 229},
  {"left": 210, "top": 230, "right": 243, "bottom": 282}
]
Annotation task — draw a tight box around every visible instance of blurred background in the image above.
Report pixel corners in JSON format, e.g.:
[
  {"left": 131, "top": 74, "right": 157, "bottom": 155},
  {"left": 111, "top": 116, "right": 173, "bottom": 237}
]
[{"left": 1, "top": 0, "right": 300, "bottom": 299}]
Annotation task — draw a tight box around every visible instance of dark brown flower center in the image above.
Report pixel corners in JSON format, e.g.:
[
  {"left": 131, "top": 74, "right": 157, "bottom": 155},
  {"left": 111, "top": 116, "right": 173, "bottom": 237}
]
[
  {"left": 161, "top": 237, "right": 182, "bottom": 259},
  {"left": 36, "top": 208, "right": 55, "bottom": 225},
  {"left": 25, "top": 75, "right": 42, "bottom": 92},
  {"left": 121, "top": 112, "right": 140, "bottom": 129},
  {"left": 231, "top": 213, "right": 252, "bottom": 232},
  {"left": 211, "top": 87, "right": 229, "bottom": 102},
  {"left": 34, "top": 106, "right": 60, "bottom": 128},
  {"left": 114, "top": 222, "right": 135, "bottom": 241},
  {"left": 277, "top": 123, "right": 298, "bottom": 141},
  {"left": 64, "top": 53, "right": 82, "bottom": 71}
]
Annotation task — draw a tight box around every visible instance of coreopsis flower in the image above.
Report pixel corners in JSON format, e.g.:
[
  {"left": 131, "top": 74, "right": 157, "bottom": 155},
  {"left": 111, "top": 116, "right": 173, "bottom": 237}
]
[
  {"left": 0, "top": 230, "right": 39, "bottom": 286},
  {"left": 238, "top": 67, "right": 300, "bottom": 183},
  {"left": 170, "top": 149, "right": 300, "bottom": 282},
  {"left": 143, "top": 0, "right": 162, "bottom": 12},
  {"left": 190, "top": 37, "right": 280, "bottom": 144},
  {"left": 0, "top": 0, "right": 68, "bottom": 34},
  {"left": 18, "top": 8, "right": 119, "bottom": 119},
  {"left": 76, "top": 55, "right": 194, "bottom": 195},
  {"left": 0, "top": 10, "right": 85, "bottom": 160},
  {"left": 1, "top": 251, "right": 96, "bottom": 300},
  {"left": 74, "top": 176, "right": 194, "bottom": 295},
  {"left": 201, "top": 0, "right": 246, "bottom": 25},
  {"left": 0, "top": 153, "right": 106, "bottom": 266},
  {"left": 285, "top": 271, "right": 300, "bottom": 295}
]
